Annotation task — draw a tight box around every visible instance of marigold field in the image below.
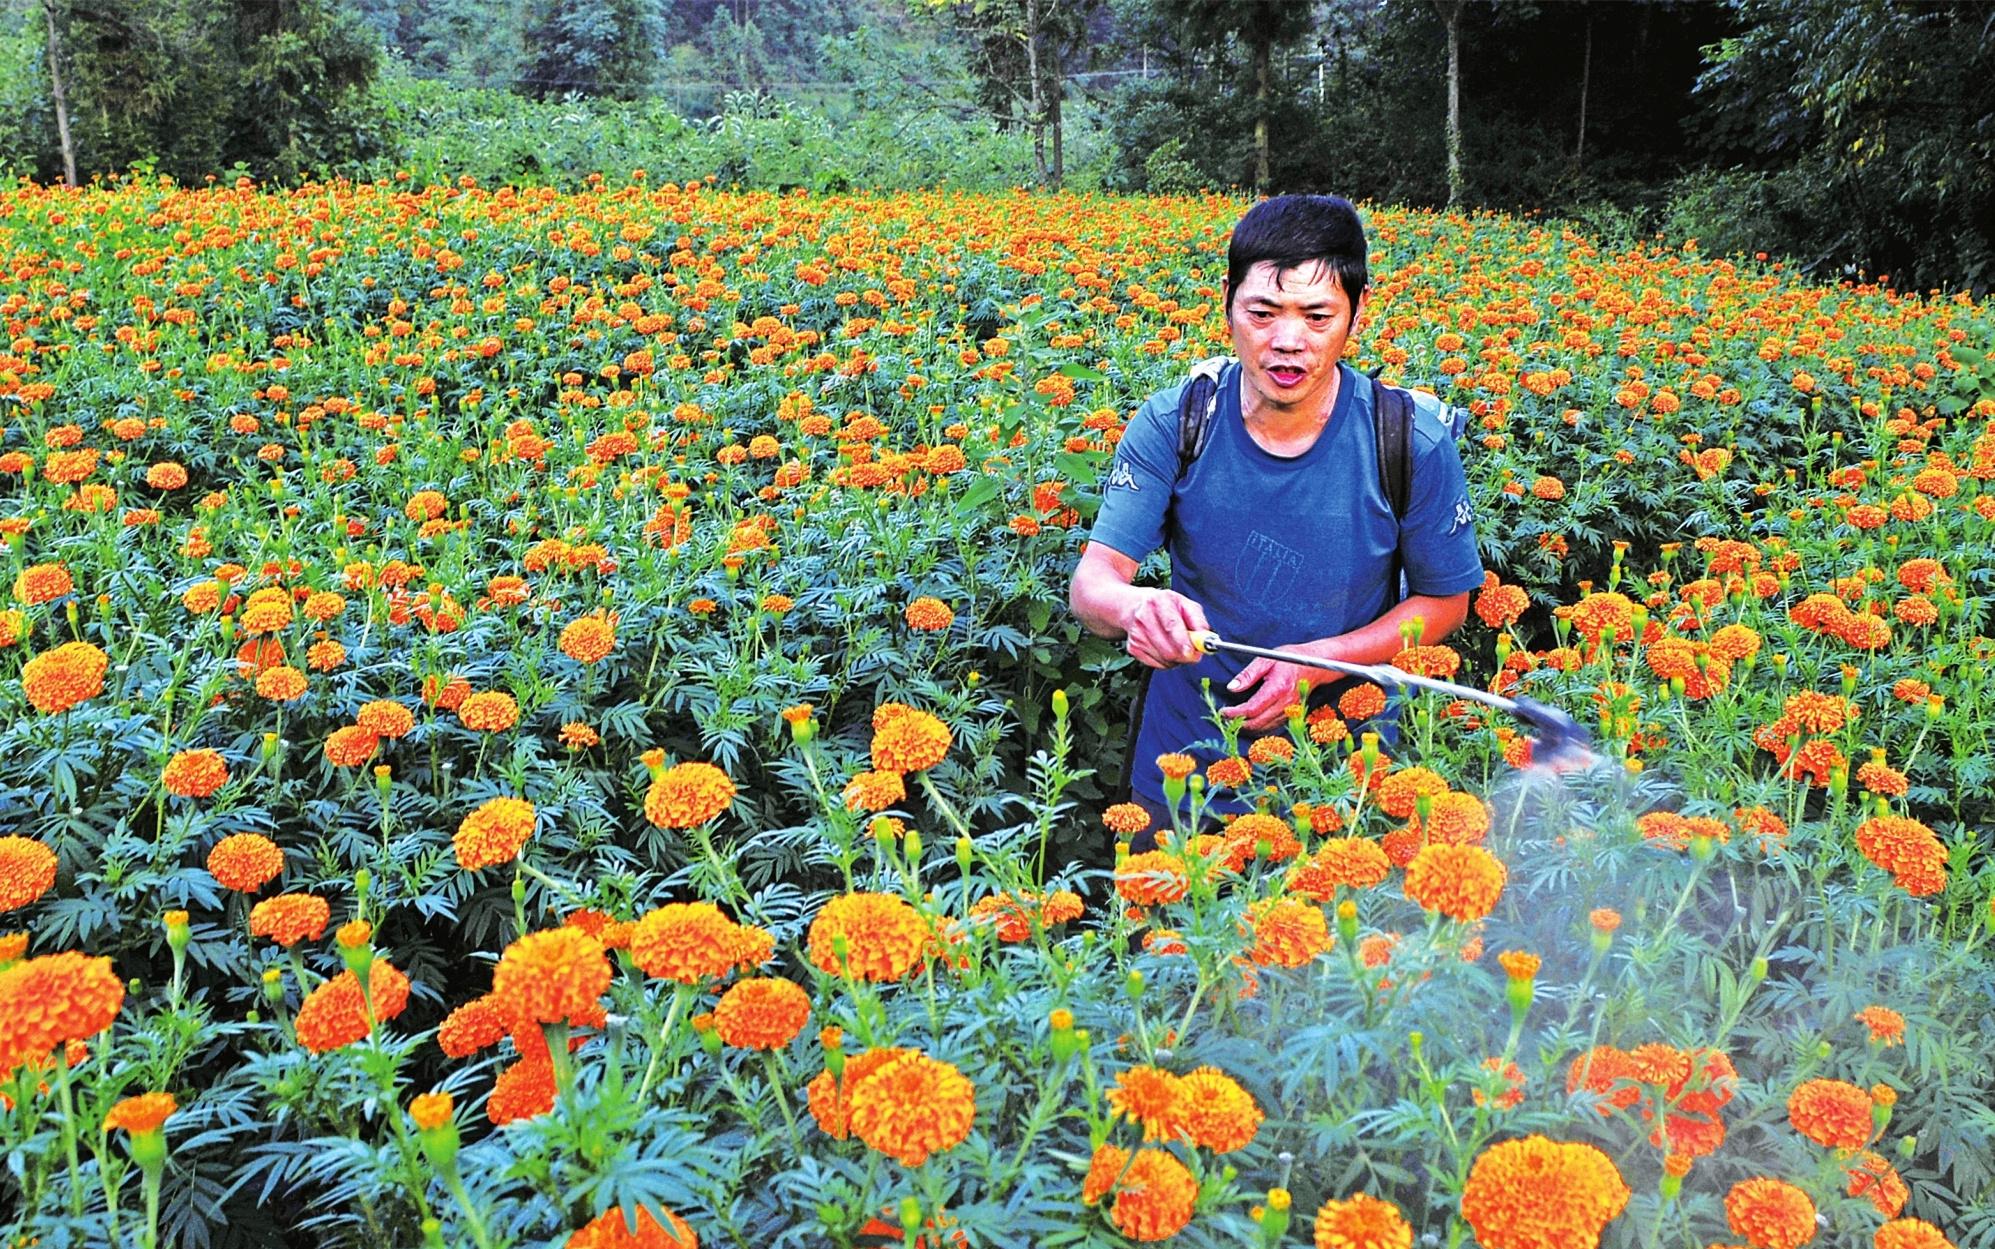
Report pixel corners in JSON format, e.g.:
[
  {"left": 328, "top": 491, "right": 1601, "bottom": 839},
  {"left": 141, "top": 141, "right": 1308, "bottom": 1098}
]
[{"left": 1, "top": 176, "right": 1992, "bottom": 1249}]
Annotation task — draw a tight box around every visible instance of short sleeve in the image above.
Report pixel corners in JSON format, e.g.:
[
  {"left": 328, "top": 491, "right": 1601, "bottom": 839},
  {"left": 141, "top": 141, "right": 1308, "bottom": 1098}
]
[
  {"left": 1397, "top": 422, "right": 1485, "bottom": 597},
  {"left": 1085, "top": 386, "right": 1182, "bottom": 563}
]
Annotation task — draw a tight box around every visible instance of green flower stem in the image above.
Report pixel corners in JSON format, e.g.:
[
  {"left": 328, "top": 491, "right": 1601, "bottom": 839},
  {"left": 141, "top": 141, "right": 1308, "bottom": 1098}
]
[
  {"left": 637, "top": 983, "right": 693, "bottom": 1104},
  {"left": 436, "top": 1158, "right": 496, "bottom": 1249},
  {"left": 759, "top": 1051, "right": 805, "bottom": 1157},
  {"left": 52, "top": 1050, "right": 84, "bottom": 1218}
]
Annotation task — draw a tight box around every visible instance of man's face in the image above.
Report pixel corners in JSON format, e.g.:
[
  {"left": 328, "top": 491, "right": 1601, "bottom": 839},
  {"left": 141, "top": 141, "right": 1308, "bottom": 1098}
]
[{"left": 1224, "top": 260, "right": 1366, "bottom": 418}]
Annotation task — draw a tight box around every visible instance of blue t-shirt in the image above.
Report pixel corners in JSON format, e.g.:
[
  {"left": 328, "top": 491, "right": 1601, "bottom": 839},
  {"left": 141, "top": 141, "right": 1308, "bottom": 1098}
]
[{"left": 1088, "top": 361, "right": 1485, "bottom": 808}]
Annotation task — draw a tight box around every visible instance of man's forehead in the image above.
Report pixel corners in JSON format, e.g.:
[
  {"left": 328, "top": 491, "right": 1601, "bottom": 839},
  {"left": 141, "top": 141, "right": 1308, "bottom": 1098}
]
[{"left": 1233, "top": 259, "right": 1346, "bottom": 303}]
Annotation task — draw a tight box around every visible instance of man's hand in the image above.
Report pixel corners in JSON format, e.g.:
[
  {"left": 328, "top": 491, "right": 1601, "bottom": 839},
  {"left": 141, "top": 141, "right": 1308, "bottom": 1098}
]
[
  {"left": 1122, "top": 589, "right": 1212, "bottom": 670},
  {"left": 1221, "top": 643, "right": 1339, "bottom": 731}
]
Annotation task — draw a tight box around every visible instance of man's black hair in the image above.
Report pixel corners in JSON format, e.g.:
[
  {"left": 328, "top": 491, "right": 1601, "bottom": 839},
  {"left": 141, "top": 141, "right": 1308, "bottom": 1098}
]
[{"left": 1225, "top": 195, "right": 1369, "bottom": 328}]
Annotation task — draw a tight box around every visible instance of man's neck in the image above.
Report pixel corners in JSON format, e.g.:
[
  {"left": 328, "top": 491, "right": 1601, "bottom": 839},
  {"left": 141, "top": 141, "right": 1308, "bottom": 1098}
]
[{"left": 1240, "top": 363, "right": 1343, "bottom": 449}]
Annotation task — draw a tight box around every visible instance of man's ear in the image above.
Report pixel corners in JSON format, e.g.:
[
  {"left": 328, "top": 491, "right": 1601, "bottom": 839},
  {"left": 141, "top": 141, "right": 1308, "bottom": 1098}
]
[{"left": 1351, "top": 288, "right": 1370, "bottom": 335}]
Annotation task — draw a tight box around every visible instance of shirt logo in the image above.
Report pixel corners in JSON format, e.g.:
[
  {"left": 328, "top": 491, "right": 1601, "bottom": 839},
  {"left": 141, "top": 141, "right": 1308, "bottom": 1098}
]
[
  {"left": 1106, "top": 460, "right": 1140, "bottom": 492},
  {"left": 1448, "top": 496, "right": 1472, "bottom": 535}
]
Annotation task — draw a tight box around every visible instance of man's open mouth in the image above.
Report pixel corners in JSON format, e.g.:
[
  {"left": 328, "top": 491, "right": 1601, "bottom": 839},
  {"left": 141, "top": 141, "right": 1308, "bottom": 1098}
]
[{"left": 1267, "top": 365, "right": 1306, "bottom": 386}]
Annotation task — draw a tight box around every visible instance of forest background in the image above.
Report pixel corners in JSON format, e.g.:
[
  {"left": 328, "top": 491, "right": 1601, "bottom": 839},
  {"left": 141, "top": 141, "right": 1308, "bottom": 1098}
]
[{"left": 0, "top": 0, "right": 1990, "bottom": 295}]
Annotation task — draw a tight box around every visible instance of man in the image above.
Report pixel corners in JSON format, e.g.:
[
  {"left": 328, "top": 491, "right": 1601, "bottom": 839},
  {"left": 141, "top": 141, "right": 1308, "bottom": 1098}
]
[{"left": 1069, "top": 195, "right": 1484, "bottom": 846}]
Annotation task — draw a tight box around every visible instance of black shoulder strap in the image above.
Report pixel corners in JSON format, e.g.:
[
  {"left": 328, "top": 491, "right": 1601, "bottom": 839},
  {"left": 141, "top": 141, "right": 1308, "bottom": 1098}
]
[
  {"left": 1370, "top": 376, "right": 1414, "bottom": 520},
  {"left": 1174, "top": 359, "right": 1228, "bottom": 481}
]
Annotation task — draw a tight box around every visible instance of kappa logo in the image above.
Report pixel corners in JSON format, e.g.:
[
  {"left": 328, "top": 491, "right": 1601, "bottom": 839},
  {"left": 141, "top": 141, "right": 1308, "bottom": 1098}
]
[
  {"left": 1106, "top": 460, "right": 1140, "bottom": 492},
  {"left": 1448, "top": 496, "right": 1473, "bottom": 534}
]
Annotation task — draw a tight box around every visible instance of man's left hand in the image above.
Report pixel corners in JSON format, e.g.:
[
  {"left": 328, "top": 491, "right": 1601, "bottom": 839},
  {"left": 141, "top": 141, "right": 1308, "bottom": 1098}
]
[{"left": 1221, "top": 647, "right": 1333, "bottom": 732}]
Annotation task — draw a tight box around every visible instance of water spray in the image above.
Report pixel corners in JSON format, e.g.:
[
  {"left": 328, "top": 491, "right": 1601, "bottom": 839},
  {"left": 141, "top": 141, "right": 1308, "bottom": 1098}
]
[{"left": 1187, "top": 630, "right": 1596, "bottom": 769}]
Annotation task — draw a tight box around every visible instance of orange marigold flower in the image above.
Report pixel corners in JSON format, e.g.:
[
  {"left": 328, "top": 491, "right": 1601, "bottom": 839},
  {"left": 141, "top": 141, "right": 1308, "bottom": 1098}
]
[
  {"left": 163, "top": 748, "right": 229, "bottom": 798},
  {"left": 0, "top": 951, "right": 124, "bottom": 1070},
  {"left": 713, "top": 977, "right": 811, "bottom": 1050},
  {"left": 458, "top": 690, "right": 520, "bottom": 732},
  {"left": 1248, "top": 734, "right": 1295, "bottom": 766},
  {"left": 22, "top": 641, "right": 108, "bottom": 713},
  {"left": 1475, "top": 574, "right": 1529, "bottom": 629},
  {"left": 1114, "top": 851, "right": 1189, "bottom": 907},
  {"left": 904, "top": 597, "right": 954, "bottom": 631},
  {"left": 407, "top": 1091, "right": 452, "bottom": 1133},
  {"left": 1874, "top": 1218, "right": 1955, "bottom": 1249},
  {"left": 1242, "top": 897, "right": 1330, "bottom": 968},
  {"left": 1709, "top": 623, "right": 1763, "bottom": 662},
  {"left": 1460, "top": 1135, "right": 1630, "bottom": 1249},
  {"left": 870, "top": 707, "right": 951, "bottom": 773},
  {"left": 1313, "top": 1192, "right": 1412, "bottom": 1249},
  {"left": 307, "top": 639, "right": 346, "bottom": 672},
  {"left": 842, "top": 769, "right": 906, "bottom": 814},
  {"left": 1377, "top": 766, "right": 1449, "bottom": 819},
  {"left": 356, "top": 700, "right": 415, "bottom": 738},
  {"left": 1845, "top": 1151, "right": 1909, "bottom": 1219},
  {"left": 1589, "top": 908, "right": 1621, "bottom": 932},
  {"left": 807, "top": 892, "right": 928, "bottom": 982},
  {"left": 0, "top": 837, "right": 59, "bottom": 912},
  {"left": 486, "top": 1055, "right": 556, "bottom": 1125},
  {"left": 1154, "top": 752, "right": 1197, "bottom": 781},
  {"left": 806, "top": 1045, "right": 910, "bottom": 1138},
  {"left": 1854, "top": 1005, "right": 1905, "bottom": 1047},
  {"left": 644, "top": 761, "right": 736, "bottom": 827},
  {"left": 1474, "top": 1057, "right": 1527, "bottom": 1111},
  {"left": 559, "top": 614, "right": 618, "bottom": 664},
  {"left": 103, "top": 1091, "right": 177, "bottom": 1134},
  {"left": 1392, "top": 645, "right": 1461, "bottom": 679},
  {"left": 254, "top": 665, "right": 308, "bottom": 702},
  {"left": 1497, "top": 950, "right": 1539, "bottom": 980},
  {"left": 1724, "top": 1177, "right": 1816, "bottom": 1249},
  {"left": 1083, "top": 1144, "right": 1198, "bottom": 1242},
  {"left": 1788, "top": 1078, "right": 1875, "bottom": 1150},
  {"left": 1406, "top": 791, "right": 1492, "bottom": 846},
  {"left": 1338, "top": 682, "right": 1388, "bottom": 722},
  {"left": 846, "top": 1050, "right": 976, "bottom": 1166},
  {"left": 323, "top": 725, "right": 379, "bottom": 767},
  {"left": 1177, "top": 1065, "right": 1262, "bottom": 1152},
  {"left": 238, "top": 587, "right": 294, "bottom": 635},
  {"left": 206, "top": 833, "right": 284, "bottom": 892},
  {"left": 559, "top": 722, "right": 600, "bottom": 749},
  {"left": 1206, "top": 755, "right": 1252, "bottom": 788},
  {"left": 1103, "top": 802, "right": 1151, "bottom": 836},
  {"left": 145, "top": 462, "right": 188, "bottom": 490},
  {"left": 1286, "top": 838, "right": 1392, "bottom": 901},
  {"left": 1403, "top": 843, "right": 1507, "bottom": 923},
  {"left": 491, "top": 927, "right": 610, "bottom": 1028},
  {"left": 567, "top": 1205, "right": 699, "bottom": 1249},
  {"left": 12, "top": 563, "right": 72, "bottom": 605},
  {"left": 248, "top": 894, "right": 330, "bottom": 947},
  {"left": 294, "top": 959, "right": 410, "bottom": 1053},
  {"left": 1566, "top": 591, "right": 1636, "bottom": 644},
  {"left": 438, "top": 994, "right": 511, "bottom": 1057},
  {"left": 967, "top": 890, "right": 1084, "bottom": 942},
  {"left": 1853, "top": 815, "right": 1948, "bottom": 896},
  {"left": 1226, "top": 812, "right": 1301, "bottom": 863},
  {"left": 631, "top": 902, "right": 760, "bottom": 984},
  {"left": 455, "top": 796, "right": 536, "bottom": 870},
  {"left": 1108, "top": 1065, "right": 1186, "bottom": 1141}
]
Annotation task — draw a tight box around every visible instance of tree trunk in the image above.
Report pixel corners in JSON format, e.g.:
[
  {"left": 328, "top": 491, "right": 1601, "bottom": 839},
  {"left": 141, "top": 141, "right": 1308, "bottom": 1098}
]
[
  {"left": 42, "top": 0, "right": 77, "bottom": 187},
  {"left": 1575, "top": 1, "right": 1591, "bottom": 167},
  {"left": 1438, "top": 0, "right": 1463, "bottom": 206},
  {"left": 1048, "top": 64, "right": 1063, "bottom": 188},
  {"left": 1025, "top": 0, "right": 1047, "bottom": 186},
  {"left": 1253, "top": 35, "right": 1270, "bottom": 192}
]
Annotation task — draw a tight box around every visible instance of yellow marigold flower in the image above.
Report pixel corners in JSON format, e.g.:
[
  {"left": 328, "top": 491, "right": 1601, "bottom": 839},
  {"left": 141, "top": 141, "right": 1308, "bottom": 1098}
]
[
  {"left": 454, "top": 797, "right": 537, "bottom": 870},
  {"left": 1083, "top": 1144, "right": 1198, "bottom": 1242},
  {"left": 457, "top": 691, "right": 520, "bottom": 733},
  {"left": 1178, "top": 1065, "right": 1262, "bottom": 1152},
  {"left": 490, "top": 928, "right": 610, "bottom": 1029},
  {"left": 0, "top": 837, "right": 59, "bottom": 912},
  {"left": 1460, "top": 1135, "right": 1630, "bottom": 1249},
  {"left": 870, "top": 707, "right": 951, "bottom": 772},
  {"left": 248, "top": 894, "right": 330, "bottom": 947},
  {"left": 1497, "top": 950, "right": 1540, "bottom": 980},
  {"left": 904, "top": 596, "right": 954, "bottom": 631},
  {"left": 845, "top": 1050, "right": 976, "bottom": 1167},
  {"left": 103, "top": 1091, "right": 177, "bottom": 1134},
  {"left": 408, "top": 1091, "right": 452, "bottom": 1132},
  {"left": 1403, "top": 843, "right": 1508, "bottom": 923},
  {"left": 206, "top": 833, "right": 284, "bottom": 892},
  {"left": 1724, "top": 1177, "right": 1816, "bottom": 1249},
  {"left": 1313, "top": 1192, "right": 1413, "bottom": 1249},
  {"left": 22, "top": 641, "right": 108, "bottom": 713},
  {"left": 643, "top": 761, "right": 736, "bottom": 828},
  {"left": 807, "top": 892, "right": 928, "bottom": 982},
  {"left": 712, "top": 977, "right": 811, "bottom": 1050},
  {"left": 163, "top": 748, "right": 229, "bottom": 798}
]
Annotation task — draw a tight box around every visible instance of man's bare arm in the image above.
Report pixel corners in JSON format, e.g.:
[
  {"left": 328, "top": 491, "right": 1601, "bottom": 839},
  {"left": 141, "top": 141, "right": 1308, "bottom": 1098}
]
[{"left": 1069, "top": 542, "right": 1212, "bottom": 669}]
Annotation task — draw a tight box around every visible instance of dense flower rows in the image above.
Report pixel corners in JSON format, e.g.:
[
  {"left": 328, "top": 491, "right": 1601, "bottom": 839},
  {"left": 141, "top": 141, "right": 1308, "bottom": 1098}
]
[{"left": 0, "top": 176, "right": 1990, "bottom": 1248}]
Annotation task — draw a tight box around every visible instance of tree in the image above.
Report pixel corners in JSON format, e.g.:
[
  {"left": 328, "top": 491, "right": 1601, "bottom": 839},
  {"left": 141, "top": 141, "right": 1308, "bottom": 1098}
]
[
  {"left": 1153, "top": 0, "right": 1311, "bottom": 192},
  {"left": 925, "top": 0, "right": 1099, "bottom": 187},
  {"left": 520, "top": 0, "right": 669, "bottom": 100},
  {"left": 1434, "top": 0, "right": 1462, "bottom": 204},
  {"left": 1694, "top": 0, "right": 1995, "bottom": 291}
]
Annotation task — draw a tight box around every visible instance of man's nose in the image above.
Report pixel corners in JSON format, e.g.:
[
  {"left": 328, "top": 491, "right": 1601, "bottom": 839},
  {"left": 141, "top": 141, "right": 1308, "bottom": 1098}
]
[{"left": 1270, "top": 317, "right": 1305, "bottom": 351}]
